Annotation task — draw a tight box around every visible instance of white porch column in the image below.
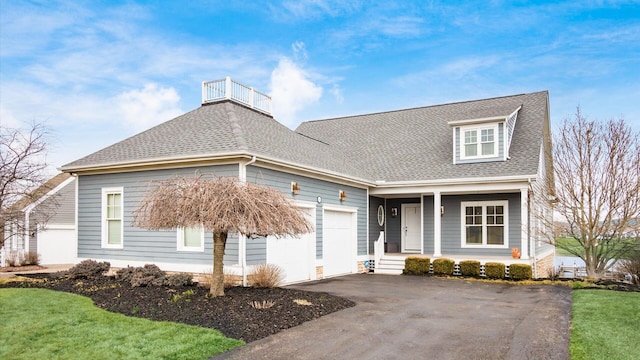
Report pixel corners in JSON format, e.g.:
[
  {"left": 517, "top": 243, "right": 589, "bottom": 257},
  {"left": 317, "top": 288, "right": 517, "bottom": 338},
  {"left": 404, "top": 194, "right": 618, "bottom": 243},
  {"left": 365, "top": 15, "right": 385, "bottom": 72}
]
[
  {"left": 433, "top": 191, "right": 442, "bottom": 257},
  {"left": 520, "top": 188, "right": 529, "bottom": 259}
]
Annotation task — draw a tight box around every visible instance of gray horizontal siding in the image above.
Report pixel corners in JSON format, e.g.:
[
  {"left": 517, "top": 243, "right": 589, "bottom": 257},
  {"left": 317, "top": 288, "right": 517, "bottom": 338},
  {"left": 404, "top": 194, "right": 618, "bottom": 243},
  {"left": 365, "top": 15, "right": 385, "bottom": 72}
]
[
  {"left": 369, "top": 196, "right": 384, "bottom": 254},
  {"left": 33, "top": 179, "right": 76, "bottom": 225},
  {"left": 441, "top": 193, "right": 520, "bottom": 257},
  {"left": 246, "top": 165, "right": 368, "bottom": 258},
  {"left": 77, "top": 164, "right": 239, "bottom": 267}
]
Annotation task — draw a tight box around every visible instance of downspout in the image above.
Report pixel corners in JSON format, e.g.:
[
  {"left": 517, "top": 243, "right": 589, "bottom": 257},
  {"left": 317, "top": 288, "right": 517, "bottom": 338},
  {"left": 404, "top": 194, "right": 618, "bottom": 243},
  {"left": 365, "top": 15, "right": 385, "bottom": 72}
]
[{"left": 240, "top": 156, "right": 257, "bottom": 287}]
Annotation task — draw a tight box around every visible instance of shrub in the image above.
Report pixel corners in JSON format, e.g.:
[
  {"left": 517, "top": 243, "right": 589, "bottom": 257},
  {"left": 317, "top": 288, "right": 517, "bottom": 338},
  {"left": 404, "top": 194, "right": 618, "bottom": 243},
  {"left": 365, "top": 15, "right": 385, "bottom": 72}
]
[
  {"left": 5, "top": 251, "right": 23, "bottom": 267},
  {"left": 166, "top": 273, "right": 194, "bottom": 287},
  {"left": 115, "top": 266, "right": 137, "bottom": 283},
  {"left": 250, "top": 263, "right": 283, "bottom": 288},
  {"left": 404, "top": 256, "right": 430, "bottom": 275},
  {"left": 509, "top": 264, "right": 533, "bottom": 280},
  {"left": 459, "top": 260, "right": 481, "bottom": 277},
  {"left": 23, "top": 252, "right": 40, "bottom": 266},
  {"left": 128, "top": 264, "right": 167, "bottom": 287},
  {"left": 432, "top": 258, "right": 455, "bottom": 275},
  {"left": 619, "top": 252, "right": 640, "bottom": 285},
  {"left": 484, "top": 262, "right": 506, "bottom": 279},
  {"left": 68, "top": 260, "right": 110, "bottom": 279}
]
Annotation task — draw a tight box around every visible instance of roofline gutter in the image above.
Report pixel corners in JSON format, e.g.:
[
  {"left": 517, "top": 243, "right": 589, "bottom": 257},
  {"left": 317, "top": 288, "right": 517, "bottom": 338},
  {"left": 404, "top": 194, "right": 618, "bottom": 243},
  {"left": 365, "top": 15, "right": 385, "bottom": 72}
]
[
  {"left": 60, "top": 152, "right": 375, "bottom": 187},
  {"left": 373, "top": 174, "right": 538, "bottom": 188}
]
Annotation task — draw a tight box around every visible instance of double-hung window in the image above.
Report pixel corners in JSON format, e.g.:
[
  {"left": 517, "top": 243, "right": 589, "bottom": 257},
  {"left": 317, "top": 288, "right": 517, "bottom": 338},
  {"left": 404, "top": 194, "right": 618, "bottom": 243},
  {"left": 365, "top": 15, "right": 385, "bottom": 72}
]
[
  {"left": 102, "top": 187, "right": 123, "bottom": 249},
  {"left": 461, "top": 200, "right": 508, "bottom": 248},
  {"left": 177, "top": 226, "right": 204, "bottom": 252},
  {"left": 461, "top": 125, "right": 498, "bottom": 159}
]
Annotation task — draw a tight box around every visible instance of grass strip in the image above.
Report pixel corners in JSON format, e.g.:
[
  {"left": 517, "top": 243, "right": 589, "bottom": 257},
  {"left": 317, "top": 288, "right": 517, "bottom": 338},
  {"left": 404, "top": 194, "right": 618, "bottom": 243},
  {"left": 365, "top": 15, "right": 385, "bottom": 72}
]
[
  {"left": 0, "top": 288, "right": 243, "bottom": 359},
  {"left": 571, "top": 290, "right": 640, "bottom": 360}
]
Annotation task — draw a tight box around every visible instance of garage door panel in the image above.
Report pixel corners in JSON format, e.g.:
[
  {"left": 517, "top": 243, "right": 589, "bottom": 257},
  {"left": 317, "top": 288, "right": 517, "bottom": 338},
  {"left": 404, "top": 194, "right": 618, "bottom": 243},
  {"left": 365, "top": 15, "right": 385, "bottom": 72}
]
[
  {"left": 323, "top": 210, "right": 354, "bottom": 277},
  {"left": 266, "top": 208, "right": 315, "bottom": 284},
  {"left": 37, "top": 228, "right": 76, "bottom": 265}
]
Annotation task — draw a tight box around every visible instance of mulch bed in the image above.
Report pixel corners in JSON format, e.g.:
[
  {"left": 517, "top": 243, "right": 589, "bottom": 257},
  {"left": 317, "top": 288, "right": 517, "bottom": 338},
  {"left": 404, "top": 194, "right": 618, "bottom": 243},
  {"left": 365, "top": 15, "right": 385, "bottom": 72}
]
[{"left": 0, "top": 273, "right": 355, "bottom": 342}]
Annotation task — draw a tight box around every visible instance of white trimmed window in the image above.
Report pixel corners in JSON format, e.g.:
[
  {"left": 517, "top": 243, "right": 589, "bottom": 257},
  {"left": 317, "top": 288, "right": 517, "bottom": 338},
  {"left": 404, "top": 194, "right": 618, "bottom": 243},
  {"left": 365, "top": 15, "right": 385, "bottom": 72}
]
[
  {"left": 461, "top": 200, "right": 508, "bottom": 248},
  {"left": 177, "top": 226, "right": 204, "bottom": 252},
  {"left": 102, "top": 187, "right": 123, "bottom": 249},
  {"left": 461, "top": 125, "right": 498, "bottom": 159}
]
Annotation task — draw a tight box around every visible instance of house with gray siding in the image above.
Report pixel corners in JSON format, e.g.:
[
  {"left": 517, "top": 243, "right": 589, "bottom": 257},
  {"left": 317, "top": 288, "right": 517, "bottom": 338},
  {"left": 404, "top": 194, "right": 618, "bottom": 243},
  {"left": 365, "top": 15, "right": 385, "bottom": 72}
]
[
  {"left": 1, "top": 173, "right": 77, "bottom": 266},
  {"left": 61, "top": 77, "right": 555, "bottom": 283}
]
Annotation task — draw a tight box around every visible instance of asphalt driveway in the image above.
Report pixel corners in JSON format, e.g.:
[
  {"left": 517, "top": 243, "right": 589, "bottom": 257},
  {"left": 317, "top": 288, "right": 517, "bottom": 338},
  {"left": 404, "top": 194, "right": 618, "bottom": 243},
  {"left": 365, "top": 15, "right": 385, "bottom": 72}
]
[{"left": 215, "top": 274, "right": 572, "bottom": 360}]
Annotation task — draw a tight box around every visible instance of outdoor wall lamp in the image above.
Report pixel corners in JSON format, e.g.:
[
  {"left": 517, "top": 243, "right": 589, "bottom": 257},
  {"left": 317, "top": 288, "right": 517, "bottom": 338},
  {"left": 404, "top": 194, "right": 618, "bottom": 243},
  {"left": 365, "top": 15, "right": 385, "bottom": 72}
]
[
  {"left": 339, "top": 190, "right": 347, "bottom": 202},
  {"left": 291, "top": 181, "right": 300, "bottom": 195}
]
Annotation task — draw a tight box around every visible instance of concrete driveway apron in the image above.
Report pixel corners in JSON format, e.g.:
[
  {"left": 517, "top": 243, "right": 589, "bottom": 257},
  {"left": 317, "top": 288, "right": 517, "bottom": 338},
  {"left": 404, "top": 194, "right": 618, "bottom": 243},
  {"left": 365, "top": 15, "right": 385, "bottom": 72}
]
[{"left": 214, "top": 274, "right": 571, "bottom": 360}]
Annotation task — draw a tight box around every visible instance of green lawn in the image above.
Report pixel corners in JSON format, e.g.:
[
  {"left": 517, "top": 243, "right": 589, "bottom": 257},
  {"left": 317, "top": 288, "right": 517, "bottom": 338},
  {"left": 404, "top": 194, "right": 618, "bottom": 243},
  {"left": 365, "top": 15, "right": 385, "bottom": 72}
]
[
  {"left": 556, "top": 237, "right": 583, "bottom": 256},
  {"left": 571, "top": 290, "right": 640, "bottom": 360},
  {"left": 0, "top": 288, "right": 243, "bottom": 359}
]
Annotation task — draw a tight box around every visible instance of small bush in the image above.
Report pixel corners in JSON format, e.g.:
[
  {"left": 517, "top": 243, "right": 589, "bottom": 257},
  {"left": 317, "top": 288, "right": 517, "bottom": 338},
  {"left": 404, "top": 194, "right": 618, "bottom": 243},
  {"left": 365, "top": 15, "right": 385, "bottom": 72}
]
[
  {"left": 509, "top": 264, "right": 533, "bottom": 280},
  {"left": 484, "top": 262, "right": 506, "bottom": 279},
  {"left": 166, "top": 273, "right": 193, "bottom": 287},
  {"left": 68, "top": 260, "right": 111, "bottom": 279},
  {"left": 250, "top": 263, "right": 284, "bottom": 288},
  {"left": 115, "top": 266, "right": 136, "bottom": 283},
  {"left": 619, "top": 252, "right": 640, "bottom": 285},
  {"left": 459, "top": 260, "right": 481, "bottom": 277},
  {"left": 432, "top": 258, "right": 455, "bottom": 275},
  {"left": 5, "top": 251, "right": 23, "bottom": 267},
  {"left": 23, "top": 252, "right": 40, "bottom": 266},
  {"left": 129, "top": 264, "right": 167, "bottom": 287},
  {"left": 404, "top": 256, "right": 430, "bottom": 275}
]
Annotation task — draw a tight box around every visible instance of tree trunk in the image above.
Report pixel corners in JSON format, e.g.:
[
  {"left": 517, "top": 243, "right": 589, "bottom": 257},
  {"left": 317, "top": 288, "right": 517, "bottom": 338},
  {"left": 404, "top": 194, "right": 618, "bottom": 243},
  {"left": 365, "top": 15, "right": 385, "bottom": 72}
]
[{"left": 209, "top": 231, "right": 227, "bottom": 297}]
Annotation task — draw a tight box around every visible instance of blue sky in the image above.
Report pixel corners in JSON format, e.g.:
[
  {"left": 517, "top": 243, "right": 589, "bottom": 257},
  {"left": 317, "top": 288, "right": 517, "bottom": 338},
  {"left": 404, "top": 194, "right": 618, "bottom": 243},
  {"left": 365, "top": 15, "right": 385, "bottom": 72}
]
[{"left": 1, "top": 0, "right": 639, "bottom": 173}]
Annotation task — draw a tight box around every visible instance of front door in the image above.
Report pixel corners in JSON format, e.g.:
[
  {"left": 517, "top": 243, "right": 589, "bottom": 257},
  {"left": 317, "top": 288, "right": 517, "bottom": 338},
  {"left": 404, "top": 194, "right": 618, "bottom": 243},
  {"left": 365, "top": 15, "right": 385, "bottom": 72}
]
[{"left": 401, "top": 203, "right": 421, "bottom": 252}]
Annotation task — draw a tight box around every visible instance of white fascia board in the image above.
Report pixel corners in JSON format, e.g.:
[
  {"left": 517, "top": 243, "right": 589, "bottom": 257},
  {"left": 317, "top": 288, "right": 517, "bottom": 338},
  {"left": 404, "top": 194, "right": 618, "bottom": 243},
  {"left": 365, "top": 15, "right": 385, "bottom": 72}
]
[
  {"left": 59, "top": 152, "right": 249, "bottom": 173},
  {"left": 23, "top": 176, "right": 76, "bottom": 214},
  {"left": 62, "top": 151, "right": 374, "bottom": 188},
  {"left": 447, "top": 116, "right": 507, "bottom": 126},
  {"left": 369, "top": 175, "right": 537, "bottom": 196}
]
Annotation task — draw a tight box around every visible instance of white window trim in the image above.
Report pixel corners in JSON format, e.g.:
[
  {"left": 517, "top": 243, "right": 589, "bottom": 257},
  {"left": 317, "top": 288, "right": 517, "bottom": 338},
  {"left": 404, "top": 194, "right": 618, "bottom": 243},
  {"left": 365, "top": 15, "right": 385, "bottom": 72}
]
[
  {"left": 101, "top": 187, "right": 124, "bottom": 249},
  {"left": 459, "top": 124, "right": 499, "bottom": 160},
  {"left": 177, "top": 226, "right": 205, "bottom": 252},
  {"left": 460, "top": 200, "right": 509, "bottom": 249}
]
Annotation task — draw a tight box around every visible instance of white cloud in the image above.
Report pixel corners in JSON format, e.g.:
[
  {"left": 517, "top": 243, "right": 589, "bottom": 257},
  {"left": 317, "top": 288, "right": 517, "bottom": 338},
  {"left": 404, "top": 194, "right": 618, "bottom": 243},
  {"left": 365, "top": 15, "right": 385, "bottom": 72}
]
[
  {"left": 269, "top": 58, "right": 323, "bottom": 127},
  {"left": 113, "top": 84, "right": 183, "bottom": 131},
  {"left": 292, "top": 41, "right": 308, "bottom": 62},
  {"left": 330, "top": 83, "right": 344, "bottom": 104}
]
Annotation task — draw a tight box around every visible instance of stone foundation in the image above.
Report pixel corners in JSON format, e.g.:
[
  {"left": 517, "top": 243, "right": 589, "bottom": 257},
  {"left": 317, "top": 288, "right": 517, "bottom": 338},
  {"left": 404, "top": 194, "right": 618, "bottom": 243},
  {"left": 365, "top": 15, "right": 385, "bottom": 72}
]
[{"left": 535, "top": 253, "right": 555, "bottom": 278}]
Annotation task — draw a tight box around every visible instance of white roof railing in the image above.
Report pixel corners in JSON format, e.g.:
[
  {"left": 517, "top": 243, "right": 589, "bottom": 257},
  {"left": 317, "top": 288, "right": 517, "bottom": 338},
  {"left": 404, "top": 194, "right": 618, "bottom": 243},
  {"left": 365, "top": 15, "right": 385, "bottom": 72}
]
[{"left": 202, "top": 77, "right": 272, "bottom": 116}]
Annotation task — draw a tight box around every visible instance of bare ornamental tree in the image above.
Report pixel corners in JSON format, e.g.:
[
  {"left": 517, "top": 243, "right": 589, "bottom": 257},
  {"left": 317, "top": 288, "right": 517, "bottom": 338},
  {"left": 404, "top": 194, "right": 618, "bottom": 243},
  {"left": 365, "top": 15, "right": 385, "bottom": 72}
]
[
  {"left": 133, "top": 175, "right": 313, "bottom": 297},
  {"left": 1, "top": 122, "right": 49, "bottom": 248},
  {"left": 553, "top": 108, "right": 640, "bottom": 278}
]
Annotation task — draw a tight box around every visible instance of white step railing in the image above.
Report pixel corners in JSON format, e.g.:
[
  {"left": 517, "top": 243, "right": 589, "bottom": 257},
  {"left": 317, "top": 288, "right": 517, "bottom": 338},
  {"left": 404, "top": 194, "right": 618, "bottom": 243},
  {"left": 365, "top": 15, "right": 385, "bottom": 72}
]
[
  {"left": 374, "top": 231, "right": 384, "bottom": 270},
  {"left": 202, "top": 77, "right": 272, "bottom": 115}
]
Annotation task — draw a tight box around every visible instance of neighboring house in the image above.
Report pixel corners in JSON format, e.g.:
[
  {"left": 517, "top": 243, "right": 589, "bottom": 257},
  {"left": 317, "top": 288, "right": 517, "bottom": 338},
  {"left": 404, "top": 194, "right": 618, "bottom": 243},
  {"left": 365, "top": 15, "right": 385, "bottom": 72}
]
[
  {"left": 1, "top": 173, "right": 77, "bottom": 266},
  {"left": 60, "top": 77, "right": 555, "bottom": 283}
]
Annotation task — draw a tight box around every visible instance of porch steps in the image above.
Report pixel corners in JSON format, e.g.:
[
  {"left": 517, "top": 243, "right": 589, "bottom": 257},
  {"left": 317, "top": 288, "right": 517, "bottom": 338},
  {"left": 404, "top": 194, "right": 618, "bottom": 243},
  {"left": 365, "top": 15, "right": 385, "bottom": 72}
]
[{"left": 374, "top": 256, "right": 405, "bottom": 275}]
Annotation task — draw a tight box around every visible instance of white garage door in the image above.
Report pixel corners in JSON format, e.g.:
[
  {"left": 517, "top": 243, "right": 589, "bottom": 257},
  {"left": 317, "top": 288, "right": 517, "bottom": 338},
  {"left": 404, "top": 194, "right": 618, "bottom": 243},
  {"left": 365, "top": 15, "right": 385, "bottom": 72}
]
[
  {"left": 37, "top": 226, "right": 76, "bottom": 265},
  {"left": 323, "top": 210, "right": 354, "bottom": 277},
  {"left": 266, "top": 208, "right": 315, "bottom": 284}
]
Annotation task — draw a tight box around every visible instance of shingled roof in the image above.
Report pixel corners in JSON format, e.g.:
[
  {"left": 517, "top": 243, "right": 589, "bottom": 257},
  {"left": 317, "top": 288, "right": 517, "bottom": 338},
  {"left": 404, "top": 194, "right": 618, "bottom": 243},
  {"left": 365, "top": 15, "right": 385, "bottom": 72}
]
[
  {"left": 61, "top": 101, "right": 373, "bottom": 181},
  {"left": 62, "top": 91, "right": 549, "bottom": 184},
  {"left": 296, "top": 91, "right": 549, "bottom": 182}
]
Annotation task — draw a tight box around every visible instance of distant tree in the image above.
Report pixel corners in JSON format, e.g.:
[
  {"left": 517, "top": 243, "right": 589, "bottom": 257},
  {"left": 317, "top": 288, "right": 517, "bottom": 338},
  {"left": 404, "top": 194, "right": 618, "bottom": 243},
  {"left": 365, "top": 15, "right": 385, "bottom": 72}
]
[
  {"left": 133, "top": 175, "right": 313, "bottom": 297},
  {"left": 553, "top": 108, "right": 640, "bottom": 278},
  {"left": 1, "top": 122, "right": 49, "bottom": 248}
]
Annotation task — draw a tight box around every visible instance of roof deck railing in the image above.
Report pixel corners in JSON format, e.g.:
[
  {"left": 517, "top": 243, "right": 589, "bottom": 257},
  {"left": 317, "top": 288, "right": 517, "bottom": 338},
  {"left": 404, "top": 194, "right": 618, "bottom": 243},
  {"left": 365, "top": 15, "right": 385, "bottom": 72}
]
[{"left": 202, "top": 77, "right": 272, "bottom": 116}]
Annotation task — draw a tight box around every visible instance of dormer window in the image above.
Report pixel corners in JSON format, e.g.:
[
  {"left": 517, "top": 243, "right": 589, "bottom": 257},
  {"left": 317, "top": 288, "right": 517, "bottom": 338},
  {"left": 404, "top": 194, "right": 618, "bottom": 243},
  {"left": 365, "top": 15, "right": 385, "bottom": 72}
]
[{"left": 461, "top": 124, "right": 498, "bottom": 160}]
